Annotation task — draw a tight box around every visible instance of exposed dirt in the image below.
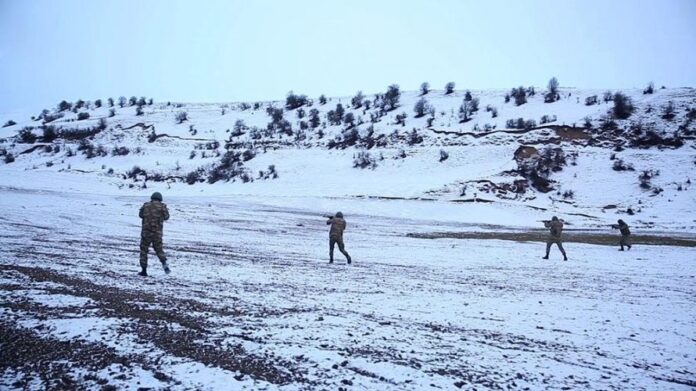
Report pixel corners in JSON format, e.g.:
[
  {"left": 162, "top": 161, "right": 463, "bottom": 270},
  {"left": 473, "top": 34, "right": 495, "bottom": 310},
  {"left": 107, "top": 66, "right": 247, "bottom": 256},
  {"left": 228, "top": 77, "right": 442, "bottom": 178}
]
[{"left": 407, "top": 230, "right": 696, "bottom": 247}]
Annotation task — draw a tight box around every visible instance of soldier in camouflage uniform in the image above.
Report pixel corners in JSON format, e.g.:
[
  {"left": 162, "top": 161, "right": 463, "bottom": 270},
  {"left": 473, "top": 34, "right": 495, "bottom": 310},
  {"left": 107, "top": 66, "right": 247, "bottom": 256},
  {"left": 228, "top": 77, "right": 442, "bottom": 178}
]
[
  {"left": 139, "top": 192, "right": 170, "bottom": 276},
  {"left": 542, "top": 216, "right": 568, "bottom": 261},
  {"left": 611, "top": 219, "right": 632, "bottom": 251},
  {"left": 326, "top": 212, "right": 352, "bottom": 264}
]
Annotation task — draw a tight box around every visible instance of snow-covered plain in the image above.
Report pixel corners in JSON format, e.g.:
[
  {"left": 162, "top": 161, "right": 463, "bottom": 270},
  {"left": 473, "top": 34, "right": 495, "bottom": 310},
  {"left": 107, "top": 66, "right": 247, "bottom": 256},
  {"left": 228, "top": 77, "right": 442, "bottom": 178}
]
[
  {"left": 0, "top": 187, "right": 694, "bottom": 390},
  {"left": 0, "top": 87, "right": 695, "bottom": 389}
]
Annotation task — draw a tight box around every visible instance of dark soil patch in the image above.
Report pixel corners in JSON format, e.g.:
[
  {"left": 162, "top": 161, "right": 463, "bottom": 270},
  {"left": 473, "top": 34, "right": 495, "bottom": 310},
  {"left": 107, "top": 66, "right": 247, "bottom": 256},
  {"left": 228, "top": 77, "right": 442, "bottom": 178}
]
[{"left": 407, "top": 231, "right": 696, "bottom": 247}]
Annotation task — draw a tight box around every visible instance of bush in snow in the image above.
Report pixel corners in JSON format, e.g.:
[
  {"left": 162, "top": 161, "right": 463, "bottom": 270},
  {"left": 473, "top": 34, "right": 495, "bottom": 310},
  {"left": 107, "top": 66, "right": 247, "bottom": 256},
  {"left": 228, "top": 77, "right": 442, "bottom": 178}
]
[
  {"left": 3, "top": 120, "right": 17, "bottom": 127},
  {"left": 58, "top": 100, "right": 72, "bottom": 112},
  {"left": 643, "top": 81, "right": 654, "bottom": 95},
  {"left": 661, "top": 101, "right": 675, "bottom": 120},
  {"left": 511, "top": 86, "right": 527, "bottom": 106},
  {"left": 175, "top": 111, "right": 188, "bottom": 124},
  {"left": 638, "top": 169, "right": 659, "bottom": 190},
  {"left": 118, "top": 96, "right": 127, "bottom": 108},
  {"left": 129, "top": 96, "right": 137, "bottom": 106},
  {"left": 612, "top": 93, "right": 634, "bottom": 119},
  {"left": 439, "top": 149, "right": 449, "bottom": 162},
  {"left": 464, "top": 90, "right": 472, "bottom": 101},
  {"left": 318, "top": 94, "right": 327, "bottom": 105},
  {"left": 94, "top": 99, "right": 102, "bottom": 108},
  {"left": 382, "top": 84, "right": 401, "bottom": 111},
  {"left": 351, "top": 91, "right": 365, "bottom": 109},
  {"left": 4, "top": 153, "right": 15, "bottom": 164},
  {"left": 445, "top": 82, "right": 455, "bottom": 95},
  {"left": 308, "top": 109, "right": 321, "bottom": 128},
  {"left": 136, "top": 106, "right": 144, "bottom": 116},
  {"left": 111, "top": 146, "right": 130, "bottom": 156},
  {"left": 585, "top": 95, "right": 598, "bottom": 106},
  {"left": 407, "top": 128, "right": 423, "bottom": 145},
  {"left": 18, "top": 127, "right": 37, "bottom": 144},
  {"left": 353, "top": 150, "right": 377, "bottom": 169},
  {"left": 561, "top": 190, "right": 574, "bottom": 199},
  {"left": 285, "top": 91, "right": 308, "bottom": 110},
  {"left": 77, "top": 112, "right": 90, "bottom": 120},
  {"left": 395, "top": 112, "right": 407, "bottom": 126},
  {"left": 420, "top": 82, "right": 430, "bottom": 96},
  {"left": 540, "top": 114, "right": 557, "bottom": 124},
  {"left": 42, "top": 125, "right": 58, "bottom": 142},
  {"left": 545, "top": 77, "right": 559, "bottom": 103},
  {"left": 612, "top": 158, "right": 634, "bottom": 171},
  {"left": 107, "top": 97, "right": 114, "bottom": 107},
  {"left": 343, "top": 112, "right": 356, "bottom": 128},
  {"left": 108, "top": 108, "right": 116, "bottom": 117},
  {"left": 413, "top": 98, "right": 431, "bottom": 118}
]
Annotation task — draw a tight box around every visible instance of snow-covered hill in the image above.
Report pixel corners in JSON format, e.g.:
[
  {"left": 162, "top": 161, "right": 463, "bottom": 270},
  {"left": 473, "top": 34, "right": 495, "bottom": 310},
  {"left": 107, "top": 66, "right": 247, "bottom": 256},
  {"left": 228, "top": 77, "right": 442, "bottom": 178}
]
[{"left": 1, "top": 86, "right": 694, "bottom": 230}]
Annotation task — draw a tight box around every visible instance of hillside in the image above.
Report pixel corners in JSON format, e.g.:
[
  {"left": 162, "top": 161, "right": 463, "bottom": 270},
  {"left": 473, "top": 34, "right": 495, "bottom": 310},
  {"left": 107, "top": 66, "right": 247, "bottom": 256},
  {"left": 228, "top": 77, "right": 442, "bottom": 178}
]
[{"left": 0, "top": 86, "right": 695, "bottom": 230}]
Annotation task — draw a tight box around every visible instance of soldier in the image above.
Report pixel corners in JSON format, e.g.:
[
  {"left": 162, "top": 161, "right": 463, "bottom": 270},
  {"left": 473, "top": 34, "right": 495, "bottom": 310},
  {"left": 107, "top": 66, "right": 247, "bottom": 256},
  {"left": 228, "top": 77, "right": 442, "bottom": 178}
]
[
  {"left": 542, "top": 216, "right": 568, "bottom": 261},
  {"left": 611, "top": 219, "right": 632, "bottom": 251},
  {"left": 139, "top": 192, "right": 170, "bottom": 276},
  {"left": 326, "top": 212, "right": 352, "bottom": 264}
]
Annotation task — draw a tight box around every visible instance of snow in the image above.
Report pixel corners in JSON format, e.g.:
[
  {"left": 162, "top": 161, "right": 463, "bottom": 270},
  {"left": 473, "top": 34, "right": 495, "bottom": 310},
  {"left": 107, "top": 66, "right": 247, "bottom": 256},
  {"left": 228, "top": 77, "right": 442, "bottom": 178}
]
[{"left": 0, "top": 87, "right": 694, "bottom": 389}]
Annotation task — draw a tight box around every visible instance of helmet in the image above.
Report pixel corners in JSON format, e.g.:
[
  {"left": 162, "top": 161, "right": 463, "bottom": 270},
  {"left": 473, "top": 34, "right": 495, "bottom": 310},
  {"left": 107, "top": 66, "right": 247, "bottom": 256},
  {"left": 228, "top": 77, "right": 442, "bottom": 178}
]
[
  {"left": 336, "top": 211, "right": 343, "bottom": 218},
  {"left": 151, "top": 192, "right": 163, "bottom": 201},
  {"left": 551, "top": 216, "right": 558, "bottom": 221}
]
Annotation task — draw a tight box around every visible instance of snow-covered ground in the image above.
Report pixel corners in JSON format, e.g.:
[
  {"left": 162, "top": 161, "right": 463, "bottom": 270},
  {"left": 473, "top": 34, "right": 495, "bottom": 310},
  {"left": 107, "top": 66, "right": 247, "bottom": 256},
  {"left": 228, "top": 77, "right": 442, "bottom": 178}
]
[
  {"left": 0, "top": 187, "right": 694, "bottom": 390},
  {"left": 0, "top": 87, "right": 695, "bottom": 389}
]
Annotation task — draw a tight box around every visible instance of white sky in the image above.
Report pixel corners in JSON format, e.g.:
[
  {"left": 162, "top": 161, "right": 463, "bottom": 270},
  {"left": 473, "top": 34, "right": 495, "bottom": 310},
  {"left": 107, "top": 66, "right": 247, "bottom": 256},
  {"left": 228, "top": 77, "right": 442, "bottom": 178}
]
[{"left": 0, "top": 0, "right": 694, "bottom": 113}]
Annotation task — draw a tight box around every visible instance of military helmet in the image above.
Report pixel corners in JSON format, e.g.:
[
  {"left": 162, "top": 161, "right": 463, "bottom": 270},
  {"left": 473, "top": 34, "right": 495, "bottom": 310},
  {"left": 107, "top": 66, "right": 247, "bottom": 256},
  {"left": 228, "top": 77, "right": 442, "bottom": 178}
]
[
  {"left": 618, "top": 219, "right": 625, "bottom": 224},
  {"left": 151, "top": 192, "right": 163, "bottom": 201},
  {"left": 551, "top": 216, "right": 558, "bottom": 221},
  {"left": 336, "top": 211, "right": 343, "bottom": 218}
]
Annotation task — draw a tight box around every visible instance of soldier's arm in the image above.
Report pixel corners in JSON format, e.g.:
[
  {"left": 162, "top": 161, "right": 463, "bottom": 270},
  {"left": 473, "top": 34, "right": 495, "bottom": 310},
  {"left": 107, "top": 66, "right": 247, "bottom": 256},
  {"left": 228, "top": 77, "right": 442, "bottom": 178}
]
[
  {"left": 139, "top": 205, "right": 144, "bottom": 218},
  {"left": 162, "top": 204, "right": 170, "bottom": 221},
  {"left": 326, "top": 218, "right": 333, "bottom": 225}
]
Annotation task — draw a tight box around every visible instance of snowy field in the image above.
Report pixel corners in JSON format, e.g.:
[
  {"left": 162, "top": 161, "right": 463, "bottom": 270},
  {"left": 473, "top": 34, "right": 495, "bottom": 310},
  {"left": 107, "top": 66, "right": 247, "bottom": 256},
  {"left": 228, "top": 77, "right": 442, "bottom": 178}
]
[{"left": 1, "top": 187, "right": 695, "bottom": 390}]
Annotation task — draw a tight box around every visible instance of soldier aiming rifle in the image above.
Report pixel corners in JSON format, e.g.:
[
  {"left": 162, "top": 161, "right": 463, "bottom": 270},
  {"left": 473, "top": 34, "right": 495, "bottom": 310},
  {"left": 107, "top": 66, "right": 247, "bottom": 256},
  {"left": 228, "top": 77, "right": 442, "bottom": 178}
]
[
  {"left": 541, "top": 216, "right": 568, "bottom": 261},
  {"left": 325, "top": 212, "right": 352, "bottom": 264},
  {"left": 611, "top": 219, "right": 632, "bottom": 251}
]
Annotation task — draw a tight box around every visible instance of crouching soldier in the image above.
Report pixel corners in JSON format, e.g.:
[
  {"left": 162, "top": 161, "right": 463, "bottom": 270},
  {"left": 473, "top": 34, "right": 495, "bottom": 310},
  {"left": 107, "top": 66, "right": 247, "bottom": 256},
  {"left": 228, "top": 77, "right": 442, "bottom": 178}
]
[
  {"left": 139, "top": 192, "right": 170, "bottom": 276},
  {"left": 542, "top": 216, "right": 568, "bottom": 261},
  {"left": 611, "top": 219, "right": 632, "bottom": 251},
  {"left": 326, "top": 212, "right": 352, "bottom": 264}
]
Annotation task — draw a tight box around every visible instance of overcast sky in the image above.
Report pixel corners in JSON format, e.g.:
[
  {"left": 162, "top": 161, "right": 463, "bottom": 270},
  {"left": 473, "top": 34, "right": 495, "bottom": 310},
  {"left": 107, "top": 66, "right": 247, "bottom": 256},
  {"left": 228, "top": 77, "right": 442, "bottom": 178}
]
[{"left": 1, "top": 0, "right": 694, "bottom": 113}]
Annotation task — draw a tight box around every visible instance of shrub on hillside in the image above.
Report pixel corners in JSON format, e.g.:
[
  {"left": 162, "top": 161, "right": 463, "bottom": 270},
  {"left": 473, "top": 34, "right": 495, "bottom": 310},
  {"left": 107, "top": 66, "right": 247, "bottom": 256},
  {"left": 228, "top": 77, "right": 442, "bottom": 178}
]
[
  {"left": 18, "top": 127, "right": 37, "bottom": 143},
  {"left": 111, "top": 146, "right": 130, "bottom": 156},
  {"left": 42, "top": 125, "right": 58, "bottom": 142},
  {"left": 382, "top": 84, "right": 401, "bottom": 111},
  {"left": 175, "top": 111, "right": 188, "bottom": 124},
  {"left": 545, "top": 77, "right": 559, "bottom": 103},
  {"left": 77, "top": 112, "right": 90, "bottom": 120},
  {"left": 285, "top": 91, "right": 309, "bottom": 110},
  {"left": 511, "top": 87, "right": 527, "bottom": 106},
  {"left": 58, "top": 100, "right": 72, "bottom": 112},
  {"left": 445, "top": 82, "right": 455, "bottom": 95},
  {"left": 643, "top": 82, "right": 654, "bottom": 95},
  {"left": 540, "top": 114, "right": 557, "bottom": 124},
  {"left": 439, "top": 149, "right": 449, "bottom": 162},
  {"left": 661, "top": 101, "right": 675, "bottom": 120},
  {"left": 420, "top": 82, "right": 430, "bottom": 96},
  {"left": 353, "top": 150, "right": 377, "bottom": 169},
  {"left": 4, "top": 153, "right": 15, "bottom": 164},
  {"left": 612, "top": 93, "right": 634, "bottom": 119},
  {"left": 414, "top": 98, "right": 430, "bottom": 118},
  {"left": 351, "top": 91, "right": 364, "bottom": 109},
  {"left": 585, "top": 95, "right": 598, "bottom": 106},
  {"left": 3, "top": 120, "right": 17, "bottom": 127},
  {"left": 612, "top": 158, "right": 634, "bottom": 171}
]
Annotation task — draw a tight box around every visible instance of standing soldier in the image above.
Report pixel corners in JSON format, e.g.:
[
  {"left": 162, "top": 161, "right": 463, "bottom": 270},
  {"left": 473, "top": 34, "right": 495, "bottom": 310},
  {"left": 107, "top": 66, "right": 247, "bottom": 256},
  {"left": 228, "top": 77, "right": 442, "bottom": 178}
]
[
  {"left": 326, "top": 212, "right": 352, "bottom": 264},
  {"left": 139, "top": 192, "right": 170, "bottom": 276},
  {"left": 542, "top": 216, "right": 568, "bottom": 261},
  {"left": 611, "top": 219, "right": 632, "bottom": 251}
]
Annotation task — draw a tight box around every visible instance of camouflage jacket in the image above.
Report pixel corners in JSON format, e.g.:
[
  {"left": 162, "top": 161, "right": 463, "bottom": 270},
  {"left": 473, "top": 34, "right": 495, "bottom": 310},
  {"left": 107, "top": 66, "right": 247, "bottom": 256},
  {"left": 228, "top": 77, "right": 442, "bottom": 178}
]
[
  {"left": 617, "top": 222, "right": 630, "bottom": 236},
  {"left": 545, "top": 220, "right": 564, "bottom": 238},
  {"left": 140, "top": 201, "right": 170, "bottom": 235},
  {"left": 327, "top": 217, "right": 347, "bottom": 239}
]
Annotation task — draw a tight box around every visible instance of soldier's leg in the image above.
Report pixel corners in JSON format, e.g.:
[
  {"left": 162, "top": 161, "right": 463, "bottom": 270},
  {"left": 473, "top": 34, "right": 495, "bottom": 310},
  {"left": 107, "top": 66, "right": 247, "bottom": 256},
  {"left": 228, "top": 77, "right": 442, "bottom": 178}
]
[
  {"left": 557, "top": 241, "right": 567, "bottom": 260},
  {"left": 625, "top": 235, "right": 632, "bottom": 250},
  {"left": 152, "top": 236, "right": 167, "bottom": 263},
  {"left": 329, "top": 238, "right": 335, "bottom": 263},
  {"left": 337, "top": 239, "right": 351, "bottom": 263},
  {"left": 619, "top": 235, "right": 626, "bottom": 251},
  {"left": 544, "top": 241, "right": 552, "bottom": 258},
  {"left": 139, "top": 236, "right": 151, "bottom": 271}
]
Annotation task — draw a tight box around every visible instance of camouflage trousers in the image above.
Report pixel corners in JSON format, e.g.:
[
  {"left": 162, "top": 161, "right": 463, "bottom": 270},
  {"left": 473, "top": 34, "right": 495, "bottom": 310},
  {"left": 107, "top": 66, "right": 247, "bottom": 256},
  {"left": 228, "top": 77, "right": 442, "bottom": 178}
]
[
  {"left": 620, "top": 234, "right": 631, "bottom": 248},
  {"left": 545, "top": 238, "right": 566, "bottom": 257},
  {"left": 140, "top": 231, "right": 167, "bottom": 269},
  {"left": 330, "top": 236, "right": 351, "bottom": 263}
]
